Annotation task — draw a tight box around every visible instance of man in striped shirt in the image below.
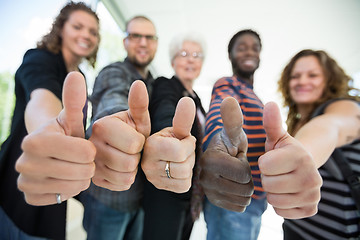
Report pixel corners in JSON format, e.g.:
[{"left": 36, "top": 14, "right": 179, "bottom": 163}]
[{"left": 200, "top": 29, "right": 322, "bottom": 240}]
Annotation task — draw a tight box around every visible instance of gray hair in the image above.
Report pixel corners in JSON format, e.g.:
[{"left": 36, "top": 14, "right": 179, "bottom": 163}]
[{"left": 169, "top": 32, "right": 207, "bottom": 63}]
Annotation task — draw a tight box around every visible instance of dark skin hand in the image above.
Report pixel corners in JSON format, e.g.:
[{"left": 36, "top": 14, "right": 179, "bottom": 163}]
[{"left": 200, "top": 97, "right": 254, "bottom": 212}]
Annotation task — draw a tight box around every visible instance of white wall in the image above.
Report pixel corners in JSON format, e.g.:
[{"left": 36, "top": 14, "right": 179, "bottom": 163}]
[{"left": 108, "top": 0, "right": 360, "bottom": 113}]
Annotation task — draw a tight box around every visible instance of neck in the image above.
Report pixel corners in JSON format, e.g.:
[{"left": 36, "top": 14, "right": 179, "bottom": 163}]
[
  {"left": 135, "top": 66, "right": 148, "bottom": 79},
  {"left": 62, "top": 49, "right": 81, "bottom": 72},
  {"left": 177, "top": 76, "right": 194, "bottom": 95},
  {"left": 235, "top": 72, "right": 254, "bottom": 86},
  {"left": 295, "top": 104, "right": 313, "bottom": 121}
]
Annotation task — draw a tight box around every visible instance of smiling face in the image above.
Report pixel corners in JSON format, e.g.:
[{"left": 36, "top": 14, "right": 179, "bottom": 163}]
[
  {"left": 289, "top": 55, "right": 326, "bottom": 106},
  {"left": 123, "top": 18, "right": 158, "bottom": 69},
  {"left": 229, "top": 33, "right": 261, "bottom": 80},
  {"left": 61, "top": 10, "right": 99, "bottom": 61},
  {"left": 172, "top": 41, "right": 203, "bottom": 88}
]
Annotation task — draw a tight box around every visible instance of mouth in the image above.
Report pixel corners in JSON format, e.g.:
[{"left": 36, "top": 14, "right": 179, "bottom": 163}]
[
  {"left": 243, "top": 59, "right": 257, "bottom": 68},
  {"left": 137, "top": 49, "right": 149, "bottom": 58},
  {"left": 185, "top": 66, "right": 195, "bottom": 72},
  {"left": 78, "top": 41, "right": 90, "bottom": 49}
]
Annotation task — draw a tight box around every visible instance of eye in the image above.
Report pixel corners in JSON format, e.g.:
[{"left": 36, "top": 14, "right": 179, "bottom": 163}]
[
  {"left": 90, "top": 29, "right": 98, "bottom": 37},
  {"left": 73, "top": 24, "right": 81, "bottom": 30},
  {"left": 236, "top": 46, "right": 247, "bottom": 52},
  {"left": 253, "top": 45, "right": 261, "bottom": 53}
]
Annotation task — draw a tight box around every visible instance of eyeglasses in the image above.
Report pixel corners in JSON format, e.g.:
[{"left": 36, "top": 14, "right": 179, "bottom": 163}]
[
  {"left": 177, "top": 50, "right": 204, "bottom": 60},
  {"left": 125, "top": 32, "right": 158, "bottom": 42}
]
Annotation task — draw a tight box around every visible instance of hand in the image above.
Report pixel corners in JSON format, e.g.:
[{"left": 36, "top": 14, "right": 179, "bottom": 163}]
[
  {"left": 16, "top": 72, "right": 96, "bottom": 206},
  {"left": 199, "top": 97, "right": 253, "bottom": 212},
  {"left": 141, "top": 97, "right": 196, "bottom": 193},
  {"left": 259, "top": 102, "right": 322, "bottom": 219},
  {"left": 90, "top": 80, "right": 150, "bottom": 191}
]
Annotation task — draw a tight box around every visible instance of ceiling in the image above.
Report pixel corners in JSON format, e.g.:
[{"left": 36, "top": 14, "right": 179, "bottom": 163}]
[{"left": 99, "top": 0, "right": 360, "bottom": 110}]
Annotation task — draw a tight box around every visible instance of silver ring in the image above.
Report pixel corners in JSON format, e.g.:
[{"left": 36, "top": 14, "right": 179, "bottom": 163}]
[
  {"left": 165, "top": 161, "right": 171, "bottom": 179},
  {"left": 56, "top": 193, "right": 62, "bottom": 204}
]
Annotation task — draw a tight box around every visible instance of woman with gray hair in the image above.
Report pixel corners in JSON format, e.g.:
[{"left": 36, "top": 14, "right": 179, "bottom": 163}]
[{"left": 142, "top": 33, "right": 207, "bottom": 240}]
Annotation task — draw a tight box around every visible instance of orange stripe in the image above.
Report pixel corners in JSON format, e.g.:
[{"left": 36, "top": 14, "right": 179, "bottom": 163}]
[
  {"left": 242, "top": 107, "right": 262, "bottom": 112},
  {"left": 247, "top": 152, "right": 264, "bottom": 157},
  {"left": 202, "top": 125, "right": 222, "bottom": 143},
  {"left": 249, "top": 162, "right": 258, "bottom": 166},
  {"left": 243, "top": 125, "right": 264, "bottom": 130},
  {"left": 251, "top": 170, "right": 261, "bottom": 175},
  {"left": 206, "top": 113, "right": 222, "bottom": 126},
  {"left": 247, "top": 134, "right": 266, "bottom": 139},
  {"left": 242, "top": 98, "right": 262, "bottom": 105},
  {"left": 248, "top": 143, "right": 265, "bottom": 148},
  {"left": 252, "top": 177, "right": 262, "bottom": 182},
  {"left": 254, "top": 186, "right": 264, "bottom": 192},
  {"left": 243, "top": 116, "right": 262, "bottom": 121}
]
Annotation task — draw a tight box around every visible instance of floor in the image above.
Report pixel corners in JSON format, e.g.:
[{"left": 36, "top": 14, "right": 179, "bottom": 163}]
[{"left": 66, "top": 198, "right": 284, "bottom": 240}]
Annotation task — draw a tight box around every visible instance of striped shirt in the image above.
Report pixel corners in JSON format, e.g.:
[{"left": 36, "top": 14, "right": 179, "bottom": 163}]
[
  {"left": 284, "top": 140, "right": 360, "bottom": 239},
  {"left": 203, "top": 76, "right": 266, "bottom": 198}
]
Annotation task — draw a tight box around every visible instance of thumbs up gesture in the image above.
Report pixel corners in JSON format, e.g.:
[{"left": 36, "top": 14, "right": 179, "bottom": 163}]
[
  {"left": 141, "top": 97, "right": 196, "bottom": 193},
  {"left": 199, "top": 97, "right": 253, "bottom": 212},
  {"left": 90, "top": 80, "right": 151, "bottom": 191},
  {"left": 260, "top": 102, "right": 322, "bottom": 219},
  {"left": 16, "top": 72, "right": 96, "bottom": 206}
]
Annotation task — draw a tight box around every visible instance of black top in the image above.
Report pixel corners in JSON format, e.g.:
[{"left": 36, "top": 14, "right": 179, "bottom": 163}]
[
  {"left": 0, "top": 48, "right": 71, "bottom": 239},
  {"left": 143, "top": 76, "right": 206, "bottom": 240},
  {"left": 150, "top": 76, "right": 205, "bottom": 161}
]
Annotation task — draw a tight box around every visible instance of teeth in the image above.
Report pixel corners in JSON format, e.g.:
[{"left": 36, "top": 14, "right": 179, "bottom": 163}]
[
  {"left": 244, "top": 60, "right": 256, "bottom": 66},
  {"left": 78, "top": 42, "right": 89, "bottom": 49}
]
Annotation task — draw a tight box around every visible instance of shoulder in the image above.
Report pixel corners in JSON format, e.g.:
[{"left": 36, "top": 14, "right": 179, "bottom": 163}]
[
  {"left": 324, "top": 99, "right": 360, "bottom": 114},
  {"left": 22, "top": 48, "right": 59, "bottom": 64},
  {"left": 94, "top": 61, "right": 132, "bottom": 87},
  {"left": 213, "top": 76, "right": 235, "bottom": 87},
  {"left": 99, "top": 61, "right": 127, "bottom": 74},
  {"left": 153, "top": 76, "right": 172, "bottom": 86}
]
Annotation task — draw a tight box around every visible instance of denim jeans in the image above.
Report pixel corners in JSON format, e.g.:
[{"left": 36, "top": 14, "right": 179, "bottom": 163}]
[
  {"left": 0, "top": 207, "right": 48, "bottom": 240},
  {"left": 81, "top": 193, "right": 144, "bottom": 240},
  {"left": 204, "top": 197, "right": 267, "bottom": 240}
]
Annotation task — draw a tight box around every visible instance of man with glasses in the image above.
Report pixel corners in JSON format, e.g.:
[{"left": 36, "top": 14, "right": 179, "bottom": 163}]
[{"left": 81, "top": 15, "right": 158, "bottom": 240}]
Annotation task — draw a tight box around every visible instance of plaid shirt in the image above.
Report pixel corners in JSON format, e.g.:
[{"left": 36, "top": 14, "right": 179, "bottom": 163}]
[{"left": 86, "top": 58, "right": 154, "bottom": 211}]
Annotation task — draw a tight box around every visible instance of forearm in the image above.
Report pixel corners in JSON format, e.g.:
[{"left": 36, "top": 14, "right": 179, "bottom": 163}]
[
  {"left": 294, "top": 116, "right": 338, "bottom": 168},
  {"left": 295, "top": 101, "right": 360, "bottom": 169},
  {"left": 25, "top": 89, "right": 62, "bottom": 133}
]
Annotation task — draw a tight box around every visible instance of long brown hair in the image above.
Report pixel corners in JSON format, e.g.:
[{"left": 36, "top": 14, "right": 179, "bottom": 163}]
[
  {"left": 37, "top": 1, "right": 100, "bottom": 67},
  {"left": 278, "top": 49, "right": 358, "bottom": 135}
]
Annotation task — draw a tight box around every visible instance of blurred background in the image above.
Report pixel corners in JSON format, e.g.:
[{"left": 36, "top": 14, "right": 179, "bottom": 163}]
[{"left": 1, "top": 0, "right": 359, "bottom": 239}]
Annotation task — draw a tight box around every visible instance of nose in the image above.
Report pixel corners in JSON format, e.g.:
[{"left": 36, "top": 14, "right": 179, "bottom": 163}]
[
  {"left": 139, "top": 36, "right": 148, "bottom": 46},
  {"left": 80, "top": 29, "right": 91, "bottom": 40},
  {"left": 298, "top": 74, "right": 308, "bottom": 84}
]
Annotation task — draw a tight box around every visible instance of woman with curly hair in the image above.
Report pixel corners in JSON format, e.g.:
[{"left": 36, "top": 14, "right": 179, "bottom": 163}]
[
  {"left": 278, "top": 49, "right": 360, "bottom": 239},
  {"left": 0, "top": 2, "right": 100, "bottom": 239}
]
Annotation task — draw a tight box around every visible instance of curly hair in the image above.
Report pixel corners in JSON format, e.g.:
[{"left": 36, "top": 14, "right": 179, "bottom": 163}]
[
  {"left": 37, "top": 1, "right": 100, "bottom": 67},
  {"left": 278, "top": 49, "right": 358, "bottom": 135}
]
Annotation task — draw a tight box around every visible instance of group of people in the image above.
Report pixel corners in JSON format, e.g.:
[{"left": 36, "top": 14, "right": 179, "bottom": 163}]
[{"left": 0, "top": 1, "right": 359, "bottom": 240}]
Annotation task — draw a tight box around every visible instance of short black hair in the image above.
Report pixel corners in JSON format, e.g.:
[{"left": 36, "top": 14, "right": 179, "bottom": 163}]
[{"left": 227, "top": 29, "right": 262, "bottom": 55}]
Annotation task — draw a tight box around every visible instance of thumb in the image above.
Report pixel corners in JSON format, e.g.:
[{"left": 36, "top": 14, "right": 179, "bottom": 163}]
[
  {"left": 263, "top": 101, "right": 287, "bottom": 150},
  {"left": 128, "top": 80, "right": 151, "bottom": 137},
  {"left": 57, "top": 71, "right": 86, "bottom": 138},
  {"left": 220, "top": 97, "right": 247, "bottom": 157},
  {"left": 172, "top": 97, "right": 196, "bottom": 140}
]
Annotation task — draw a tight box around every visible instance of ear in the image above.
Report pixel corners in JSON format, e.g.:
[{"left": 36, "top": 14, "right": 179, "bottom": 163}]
[{"left": 123, "top": 38, "right": 128, "bottom": 50}]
